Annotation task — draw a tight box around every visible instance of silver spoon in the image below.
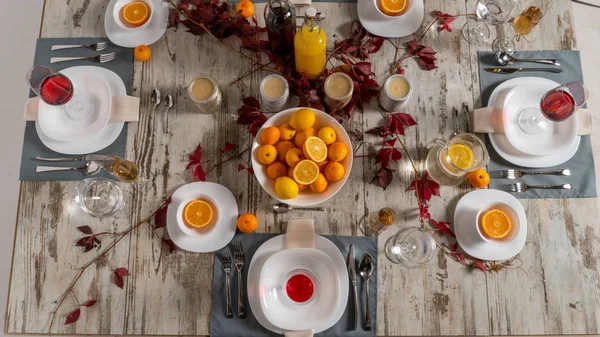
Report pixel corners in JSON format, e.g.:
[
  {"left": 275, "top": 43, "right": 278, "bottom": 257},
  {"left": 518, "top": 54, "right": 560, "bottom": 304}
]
[
  {"left": 163, "top": 94, "right": 173, "bottom": 133},
  {"left": 36, "top": 161, "right": 102, "bottom": 176},
  {"left": 151, "top": 88, "right": 161, "bottom": 108},
  {"left": 273, "top": 203, "right": 325, "bottom": 213},
  {"left": 495, "top": 51, "right": 560, "bottom": 66},
  {"left": 358, "top": 253, "right": 374, "bottom": 331}
]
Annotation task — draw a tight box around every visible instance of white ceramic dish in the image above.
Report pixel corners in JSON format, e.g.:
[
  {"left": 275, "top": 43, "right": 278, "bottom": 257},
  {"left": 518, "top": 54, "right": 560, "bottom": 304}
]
[
  {"left": 35, "top": 66, "right": 125, "bottom": 155},
  {"left": 475, "top": 201, "right": 520, "bottom": 246},
  {"left": 104, "top": 0, "right": 168, "bottom": 47},
  {"left": 166, "top": 182, "right": 237, "bottom": 253},
  {"left": 175, "top": 194, "right": 220, "bottom": 237},
  {"left": 113, "top": 0, "right": 155, "bottom": 30},
  {"left": 357, "top": 0, "right": 424, "bottom": 38},
  {"left": 247, "top": 235, "right": 349, "bottom": 334},
  {"left": 38, "top": 70, "right": 111, "bottom": 142},
  {"left": 259, "top": 248, "right": 340, "bottom": 332},
  {"left": 454, "top": 189, "right": 527, "bottom": 260},
  {"left": 251, "top": 107, "right": 353, "bottom": 207},
  {"left": 501, "top": 86, "right": 577, "bottom": 156},
  {"left": 488, "top": 77, "right": 581, "bottom": 168}
]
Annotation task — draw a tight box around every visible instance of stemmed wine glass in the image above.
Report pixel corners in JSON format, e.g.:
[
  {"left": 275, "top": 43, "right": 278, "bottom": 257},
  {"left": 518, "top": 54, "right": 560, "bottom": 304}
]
[
  {"left": 26, "top": 65, "right": 95, "bottom": 121},
  {"left": 517, "top": 81, "right": 589, "bottom": 135},
  {"left": 384, "top": 226, "right": 437, "bottom": 268},
  {"left": 492, "top": 0, "right": 552, "bottom": 55},
  {"left": 462, "top": 0, "right": 518, "bottom": 45}
]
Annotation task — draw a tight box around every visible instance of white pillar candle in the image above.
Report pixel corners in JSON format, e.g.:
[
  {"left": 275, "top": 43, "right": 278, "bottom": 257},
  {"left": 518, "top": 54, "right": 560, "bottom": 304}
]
[
  {"left": 260, "top": 74, "right": 289, "bottom": 112},
  {"left": 188, "top": 76, "right": 222, "bottom": 114},
  {"left": 379, "top": 74, "right": 412, "bottom": 112},
  {"left": 324, "top": 72, "right": 354, "bottom": 109}
]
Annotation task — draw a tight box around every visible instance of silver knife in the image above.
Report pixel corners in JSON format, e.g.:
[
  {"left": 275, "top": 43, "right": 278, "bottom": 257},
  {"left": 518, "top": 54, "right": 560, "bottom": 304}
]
[
  {"left": 36, "top": 154, "right": 107, "bottom": 162},
  {"left": 348, "top": 244, "right": 358, "bottom": 330},
  {"left": 484, "top": 67, "right": 562, "bottom": 74}
]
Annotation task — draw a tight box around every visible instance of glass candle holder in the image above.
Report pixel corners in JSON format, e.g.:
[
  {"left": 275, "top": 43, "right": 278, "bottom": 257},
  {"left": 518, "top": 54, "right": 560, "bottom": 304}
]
[
  {"left": 260, "top": 74, "right": 289, "bottom": 112},
  {"left": 188, "top": 76, "right": 222, "bottom": 114},
  {"left": 379, "top": 74, "right": 413, "bottom": 112},
  {"left": 324, "top": 72, "right": 354, "bottom": 109}
]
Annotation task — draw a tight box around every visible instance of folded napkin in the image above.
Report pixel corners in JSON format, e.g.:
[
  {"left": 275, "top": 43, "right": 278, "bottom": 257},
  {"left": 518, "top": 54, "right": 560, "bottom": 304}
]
[
  {"left": 471, "top": 107, "right": 592, "bottom": 135},
  {"left": 24, "top": 96, "right": 139, "bottom": 122},
  {"left": 286, "top": 219, "right": 316, "bottom": 248}
]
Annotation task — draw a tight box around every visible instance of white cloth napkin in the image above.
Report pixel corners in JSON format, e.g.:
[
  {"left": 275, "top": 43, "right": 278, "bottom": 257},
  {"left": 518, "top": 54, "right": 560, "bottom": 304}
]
[
  {"left": 23, "top": 96, "right": 140, "bottom": 122},
  {"left": 285, "top": 219, "right": 315, "bottom": 248},
  {"left": 470, "top": 107, "right": 592, "bottom": 135}
]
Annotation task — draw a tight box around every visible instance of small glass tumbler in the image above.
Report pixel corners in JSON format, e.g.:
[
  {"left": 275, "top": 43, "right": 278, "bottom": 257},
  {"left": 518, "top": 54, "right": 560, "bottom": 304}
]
[
  {"left": 385, "top": 226, "right": 437, "bottom": 268},
  {"left": 361, "top": 207, "right": 396, "bottom": 236},
  {"left": 379, "top": 74, "right": 413, "bottom": 112},
  {"left": 188, "top": 76, "right": 222, "bottom": 114},
  {"left": 260, "top": 74, "right": 289, "bottom": 112},
  {"left": 73, "top": 178, "right": 125, "bottom": 219}
]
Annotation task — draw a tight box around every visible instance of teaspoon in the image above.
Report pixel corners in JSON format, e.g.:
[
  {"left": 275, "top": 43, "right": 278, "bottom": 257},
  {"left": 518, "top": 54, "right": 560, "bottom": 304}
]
[
  {"left": 36, "top": 161, "right": 102, "bottom": 176},
  {"left": 163, "top": 94, "right": 173, "bottom": 133},
  {"left": 358, "top": 253, "right": 374, "bottom": 331},
  {"left": 272, "top": 203, "right": 325, "bottom": 213},
  {"left": 151, "top": 88, "right": 161, "bottom": 108},
  {"left": 495, "top": 51, "right": 560, "bottom": 66}
]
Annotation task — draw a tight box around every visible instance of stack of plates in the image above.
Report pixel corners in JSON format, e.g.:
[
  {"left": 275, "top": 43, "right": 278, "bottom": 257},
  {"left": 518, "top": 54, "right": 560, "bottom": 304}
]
[
  {"left": 488, "top": 77, "right": 581, "bottom": 168},
  {"left": 247, "top": 235, "right": 349, "bottom": 334},
  {"left": 36, "top": 66, "right": 126, "bottom": 155}
]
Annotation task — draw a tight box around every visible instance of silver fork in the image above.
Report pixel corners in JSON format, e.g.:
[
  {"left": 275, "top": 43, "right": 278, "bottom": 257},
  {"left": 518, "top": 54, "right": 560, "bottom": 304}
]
[
  {"left": 221, "top": 250, "right": 233, "bottom": 318},
  {"left": 233, "top": 241, "right": 246, "bottom": 318},
  {"left": 499, "top": 168, "right": 571, "bottom": 179},
  {"left": 50, "top": 52, "right": 116, "bottom": 64},
  {"left": 509, "top": 182, "right": 572, "bottom": 192},
  {"left": 51, "top": 41, "right": 107, "bottom": 51}
]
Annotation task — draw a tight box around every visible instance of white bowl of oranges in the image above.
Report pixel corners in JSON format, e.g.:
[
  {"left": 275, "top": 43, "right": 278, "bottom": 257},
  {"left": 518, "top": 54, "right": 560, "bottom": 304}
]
[{"left": 251, "top": 107, "right": 353, "bottom": 207}]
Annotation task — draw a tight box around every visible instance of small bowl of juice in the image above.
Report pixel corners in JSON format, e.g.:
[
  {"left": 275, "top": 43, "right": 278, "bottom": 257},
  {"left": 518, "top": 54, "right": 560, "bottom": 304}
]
[
  {"left": 476, "top": 202, "right": 520, "bottom": 245},
  {"left": 176, "top": 194, "right": 220, "bottom": 237},
  {"left": 374, "top": 0, "right": 413, "bottom": 19}
]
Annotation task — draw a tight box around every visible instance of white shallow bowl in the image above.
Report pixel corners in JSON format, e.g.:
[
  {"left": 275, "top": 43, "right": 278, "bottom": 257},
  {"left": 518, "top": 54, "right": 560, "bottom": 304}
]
[
  {"left": 38, "top": 70, "right": 111, "bottom": 142},
  {"left": 259, "top": 248, "right": 340, "bottom": 331},
  {"left": 357, "top": 0, "right": 424, "bottom": 38},
  {"left": 113, "top": 0, "right": 155, "bottom": 30},
  {"left": 251, "top": 107, "right": 353, "bottom": 207},
  {"left": 104, "top": 0, "right": 168, "bottom": 47},
  {"left": 475, "top": 201, "right": 520, "bottom": 246},
  {"left": 501, "top": 86, "right": 577, "bottom": 156}
]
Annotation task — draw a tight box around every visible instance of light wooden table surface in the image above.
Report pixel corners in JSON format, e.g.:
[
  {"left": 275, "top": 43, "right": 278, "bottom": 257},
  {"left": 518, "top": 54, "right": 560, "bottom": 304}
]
[{"left": 5, "top": 0, "right": 600, "bottom": 335}]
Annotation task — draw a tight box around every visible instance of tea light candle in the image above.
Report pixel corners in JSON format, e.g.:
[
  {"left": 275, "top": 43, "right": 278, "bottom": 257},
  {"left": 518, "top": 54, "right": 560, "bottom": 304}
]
[
  {"left": 188, "top": 76, "right": 222, "bottom": 114},
  {"left": 260, "top": 75, "right": 289, "bottom": 112},
  {"left": 379, "top": 74, "right": 413, "bottom": 112},
  {"left": 324, "top": 72, "right": 354, "bottom": 109}
]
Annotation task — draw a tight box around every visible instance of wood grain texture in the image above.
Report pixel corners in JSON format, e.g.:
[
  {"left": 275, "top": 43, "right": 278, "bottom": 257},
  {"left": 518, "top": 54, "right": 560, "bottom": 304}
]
[{"left": 5, "top": 0, "right": 600, "bottom": 335}]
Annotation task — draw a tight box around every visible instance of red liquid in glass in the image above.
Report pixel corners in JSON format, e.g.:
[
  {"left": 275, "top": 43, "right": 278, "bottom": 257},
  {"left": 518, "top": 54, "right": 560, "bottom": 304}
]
[
  {"left": 541, "top": 90, "right": 575, "bottom": 121},
  {"left": 40, "top": 74, "right": 73, "bottom": 105},
  {"left": 286, "top": 274, "right": 314, "bottom": 303}
]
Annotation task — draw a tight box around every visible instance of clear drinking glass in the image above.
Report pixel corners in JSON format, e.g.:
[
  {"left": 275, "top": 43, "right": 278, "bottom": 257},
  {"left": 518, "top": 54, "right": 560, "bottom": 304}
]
[
  {"left": 26, "top": 65, "right": 95, "bottom": 120},
  {"left": 361, "top": 207, "right": 396, "bottom": 237},
  {"left": 493, "top": 0, "right": 552, "bottom": 54},
  {"left": 385, "top": 227, "right": 437, "bottom": 268},
  {"left": 462, "top": 0, "right": 517, "bottom": 45},
  {"left": 73, "top": 178, "right": 125, "bottom": 219},
  {"left": 517, "top": 81, "right": 589, "bottom": 135},
  {"left": 99, "top": 155, "right": 141, "bottom": 183}
]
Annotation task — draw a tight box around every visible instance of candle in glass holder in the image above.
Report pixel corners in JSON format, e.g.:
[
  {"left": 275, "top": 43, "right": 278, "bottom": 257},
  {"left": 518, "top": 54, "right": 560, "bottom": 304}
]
[
  {"left": 324, "top": 72, "right": 354, "bottom": 109},
  {"left": 379, "top": 74, "right": 412, "bottom": 112},
  {"left": 188, "top": 76, "right": 222, "bottom": 114},
  {"left": 260, "top": 75, "right": 289, "bottom": 112}
]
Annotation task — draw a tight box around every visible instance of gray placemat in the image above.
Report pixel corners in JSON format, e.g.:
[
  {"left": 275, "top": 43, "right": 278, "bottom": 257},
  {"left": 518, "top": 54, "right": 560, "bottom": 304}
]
[
  {"left": 19, "top": 38, "right": 134, "bottom": 181},
  {"left": 478, "top": 50, "right": 596, "bottom": 199},
  {"left": 210, "top": 233, "right": 377, "bottom": 337}
]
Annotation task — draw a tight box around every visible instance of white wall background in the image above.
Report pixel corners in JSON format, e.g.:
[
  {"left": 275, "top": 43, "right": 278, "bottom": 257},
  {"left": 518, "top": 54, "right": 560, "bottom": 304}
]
[{"left": 1, "top": 1, "right": 598, "bottom": 336}]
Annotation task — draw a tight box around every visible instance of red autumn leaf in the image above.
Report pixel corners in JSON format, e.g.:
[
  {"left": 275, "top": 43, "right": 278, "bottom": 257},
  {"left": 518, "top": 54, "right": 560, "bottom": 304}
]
[
  {"left": 408, "top": 174, "right": 440, "bottom": 202},
  {"left": 237, "top": 163, "right": 245, "bottom": 171},
  {"left": 387, "top": 112, "right": 417, "bottom": 136},
  {"left": 162, "top": 239, "right": 176, "bottom": 253},
  {"left": 366, "top": 126, "right": 391, "bottom": 137},
  {"left": 383, "top": 138, "right": 396, "bottom": 147},
  {"left": 115, "top": 267, "right": 129, "bottom": 277},
  {"left": 354, "top": 62, "right": 373, "bottom": 76},
  {"left": 240, "top": 37, "right": 263, "bottom": 52},
  {"left": 419, "top": 203, "right": 431, "bottom": 219},
  {"left": 154, "top": 205, "right": 168, "bottom": 229},
  {"left": 451, "top": 252, "right": 465, "bottom": 262},
  {"left": 81, "top": 300, "right": 97, "bottom": 307},
  {"left": 374, "top": 167, "right": 395, "bottom": 190},
  {"left": 376, "top": 146, "right": 402, "bottom": 168},
  {"left": 77, "top": 226, "right": 93, "bottom": 235},
  {"left": 65, "top": 308, "right": 81, "bottom": 325},
  {"left": 219, "top": 142, "right": 236, "bottom": 153},
  {"left": 193, "top": 163, "right": 206, "bottom": 182},
  {"left": 396, "top": 66, "right": 405, "bottom": 75},
  {"left": 407, "top": 39, "right": 438, "bottom": 70},
  {"left": 429, "top": 219, "right": 456, "bottom": 238},
  {"left": 242, "top": 96, "right": 260, "bottom": 109},
  {"left": 187, "top": 143, "right": 203, "bottom": 168},
  {"left": 471, "top": 259, "right": 486, "bottom": 272},
  {"left": 449, "top": 242, "right": 458, "bottom": 252},
  {"left": 165, "top": 196, "right": 172, "bottom": 205},
  {"left": 113, "top": 271, "right": 125, "bottom": 289},
  {"left": 436, "top": 11, "right": 456, "bottom": 32},
  {"left": 391, "top": 112, "right": 417, "bottom": 127}
]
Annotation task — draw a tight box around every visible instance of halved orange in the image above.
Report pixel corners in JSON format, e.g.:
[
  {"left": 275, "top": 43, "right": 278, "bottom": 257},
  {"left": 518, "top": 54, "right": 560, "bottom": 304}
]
[
  {"left": 183, "top": 200, "right": 213, "bottom": 228},
  {"left": 122, "top": 1, "right": 150, "bottom": 27},
  {"left": 480, "top": 209, "right": 511, "bottom": 239},
  {"left": 302, "top": 136, "right": 328, "bottom": 163},
  {"left": 292, "top": 160, "right": 320, "bottom": 185},
  {"left": 379, "top": 0, "right": 407, "bottom": 16}
]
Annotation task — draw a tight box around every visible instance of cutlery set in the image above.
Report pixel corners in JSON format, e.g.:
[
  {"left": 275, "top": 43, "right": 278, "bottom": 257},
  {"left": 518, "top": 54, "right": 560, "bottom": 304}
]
[
  {"left": 495, "top": 168, "right": 572, "bottom": 193},
  {"left": 35, "top": 155, "right": 108, "bottom": 176},
  {"left": 49, "top": 41, "right": 116, "bottom": 65},
  {"left": 486, "top": 51, "right": 562, "bottom": 75},
  {"left": 348, "top": 244, "right": 374, "bottom": 331},
  {"left": 221, "top": 241, "right": 246, "bottom": 319}
]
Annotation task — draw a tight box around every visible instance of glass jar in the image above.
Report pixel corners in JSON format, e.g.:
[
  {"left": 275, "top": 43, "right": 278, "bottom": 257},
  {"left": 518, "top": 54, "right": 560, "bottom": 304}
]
[
  {"left": 188, "top": 76, "right": 222, "bottom": 114},
  {"left": 265, "top": 0, "right": 296, "bottom": 56}
]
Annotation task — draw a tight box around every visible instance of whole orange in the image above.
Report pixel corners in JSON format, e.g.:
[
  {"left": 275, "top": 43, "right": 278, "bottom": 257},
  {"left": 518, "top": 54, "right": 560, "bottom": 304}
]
[
  {"left": 467, "top": 168, "right": 490, "bottom": 188},
  {"left": 236, "top": 0, "right": 255, "bottom": 19},
  {"left": 267, "top": 162, "right": 287, "bottom": 180},
  {"left": 294, "top": 127, "right": 316, "bottom": 148},
  {"left": 257, "top": 144, "right": 277, "bottom": 165},
  {"left": 310, "top": 173, "right": 328, "bottom": 193},
  {"left": 328, "top": 142, "right": 348, "bottom": 162},
  {"left": 274, "top": 140, "right": 295, "bottom": 162},
  {"left": 261, "top": 126, "right": 280, "bottom": 145},
  {"left": 324, "top": 162, "right": 345, "bottom": 182},
  {"left": 237, "top": 213, "right": 258, "bottom": 233},
  {"left": 134, "top": 45, "right": 151, "bottom": 62}
]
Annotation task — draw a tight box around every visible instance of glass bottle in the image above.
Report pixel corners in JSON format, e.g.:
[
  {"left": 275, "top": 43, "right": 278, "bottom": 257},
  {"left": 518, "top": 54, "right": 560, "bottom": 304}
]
[
  {"left": 265, "top": 0, "right": 296, "bottom": 56},
  {"left": 294, "top": 7, "right": 327, "bottom": 80}
]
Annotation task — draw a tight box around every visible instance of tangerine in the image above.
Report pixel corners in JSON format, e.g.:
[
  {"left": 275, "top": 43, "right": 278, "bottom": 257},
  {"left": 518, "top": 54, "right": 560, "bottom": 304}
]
[
  {"left": 467, "top": 168, "right": 490, "bottom": 188},
  {"left": 324, "top": 161, "right": 345, "bottom": 182},
  {"left": 275, "top": 140, "right": 295, "bottom": 162},
  {"left": 237, "top": 213, "right": 258, "bottom": 233},
  {"left": 309, "top": 173, "right": 328, "bottom": 193},
  {"left": 267, "top": 162, "right": 287, "bottom": 180},
  {"left": 261, "top": 126, "right": 280, "bottom": 145},
  {"left": 328, "top": 142, "right": 348, "bottom": 162},
  {"left": 257, "top": 144, "right": 277, "bottom": 165},
  {"left": 134, "top": 45, "right": 151, "bottom": 62},
  {"left": 235, "top": 0, "right": 255, "bottom": 19}
]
